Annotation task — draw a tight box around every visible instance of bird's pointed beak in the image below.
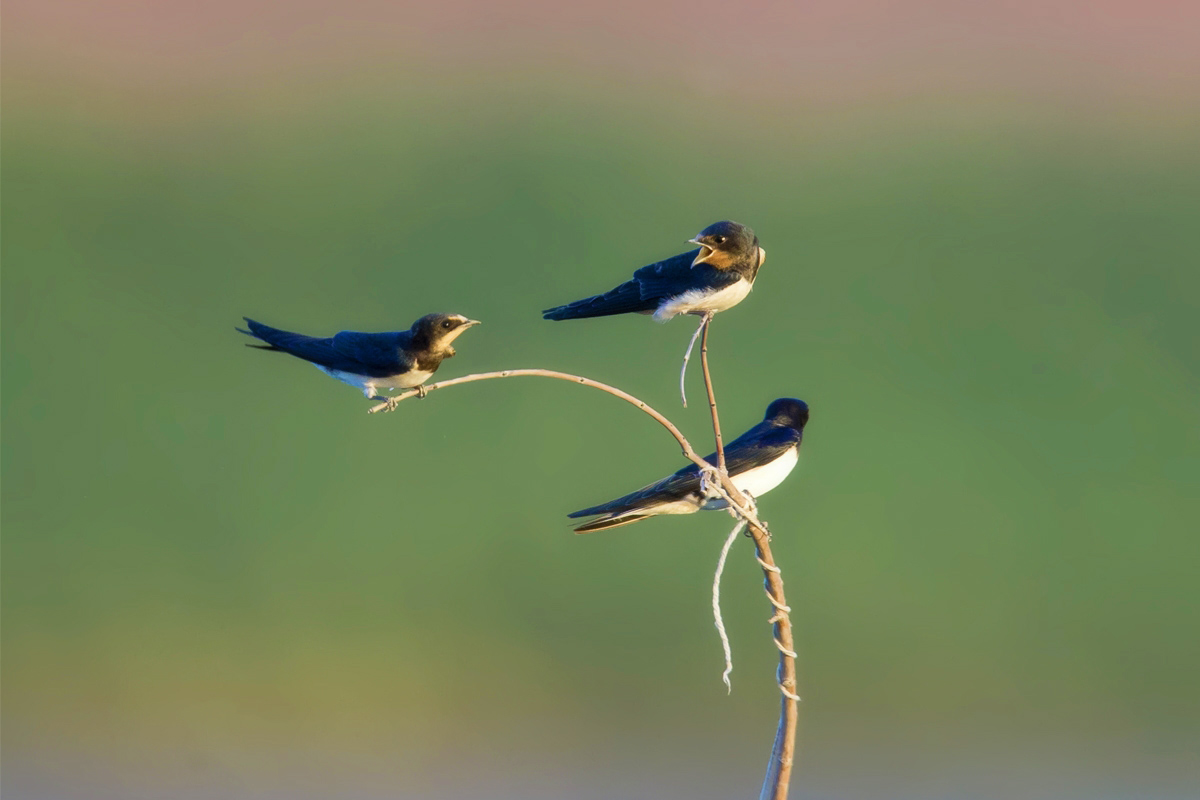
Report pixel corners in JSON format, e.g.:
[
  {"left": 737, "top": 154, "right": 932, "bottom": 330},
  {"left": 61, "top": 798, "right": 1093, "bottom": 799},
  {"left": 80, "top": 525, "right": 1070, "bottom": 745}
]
[
  {"left": 689, "top": 239, "right": 715, "bottom": 267},
  {"left": 463, "top": 319, "right": 481, "bottom": 328}
]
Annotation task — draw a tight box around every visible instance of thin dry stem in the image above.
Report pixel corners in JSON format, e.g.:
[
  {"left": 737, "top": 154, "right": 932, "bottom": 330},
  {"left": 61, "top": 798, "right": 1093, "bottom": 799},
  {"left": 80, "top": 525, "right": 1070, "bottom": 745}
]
[
  {"left": 698, "top": 312, "right": 726, "bottom": 473},
  {"left": 751, "top": 525, "right": 799, "bottom": 800},
  {"left": 369, "top": 368, "right": 708, "bottom": 466},
  {"left": 696, "top": 319, "right": 797, "bottom": 800},
  {"left": 701, "top": 477, "right": 799, "bottom": 800}
]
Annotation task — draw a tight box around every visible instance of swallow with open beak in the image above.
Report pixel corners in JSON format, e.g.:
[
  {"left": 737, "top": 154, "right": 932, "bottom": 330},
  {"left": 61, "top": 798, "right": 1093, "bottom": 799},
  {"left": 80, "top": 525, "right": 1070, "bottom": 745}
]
[
  {"left": 237, "top": 313, "right": 480, "bottom": 408},
  {"left": 542, "top": 220, "right": 765, "bottom": 322}
]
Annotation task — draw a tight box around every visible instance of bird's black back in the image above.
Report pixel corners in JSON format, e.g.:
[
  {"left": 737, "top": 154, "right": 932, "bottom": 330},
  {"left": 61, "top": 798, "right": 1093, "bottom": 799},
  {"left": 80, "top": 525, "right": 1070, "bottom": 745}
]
[{"left": 239, "top": 318, "right": 416, "bottom": 377}]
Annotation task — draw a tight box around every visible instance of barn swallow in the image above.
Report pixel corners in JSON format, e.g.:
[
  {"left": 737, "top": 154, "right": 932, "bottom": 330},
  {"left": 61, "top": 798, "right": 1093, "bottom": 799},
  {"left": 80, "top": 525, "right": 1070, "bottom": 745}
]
[
  {"left": 237, "top": 313, "right": 479, "bottom": 408},
  {"left": 542, "top": 220, "right": 765, "bottom": 322},
  {"left": 568, "top": 398, "right": 808, "bottom": 533}
]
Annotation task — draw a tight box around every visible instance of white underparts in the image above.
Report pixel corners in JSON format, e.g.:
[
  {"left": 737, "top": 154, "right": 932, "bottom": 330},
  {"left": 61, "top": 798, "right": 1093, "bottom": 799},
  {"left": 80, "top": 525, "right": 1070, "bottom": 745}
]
[
  {"left": 654, "top": 279, "right": 753, "bottom": 321},
  {"left": 315, "top": 364, "right": 433, "bottom": 396},
  {"left": 701, "top": 447, "right": 799, "bottom": 510},
  {"left": 732, "top": 447, "right": 798, "bottom": 498}
]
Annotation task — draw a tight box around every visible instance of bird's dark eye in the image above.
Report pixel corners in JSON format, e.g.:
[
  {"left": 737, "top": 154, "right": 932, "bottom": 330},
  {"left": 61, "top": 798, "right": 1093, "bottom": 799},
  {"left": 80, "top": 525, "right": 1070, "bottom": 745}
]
[
  {"left": 714, "top": 235, "right": 727, "bottom": 245},
  {"left": 442, "top": 320, "right": 454, "bottom": 329}
]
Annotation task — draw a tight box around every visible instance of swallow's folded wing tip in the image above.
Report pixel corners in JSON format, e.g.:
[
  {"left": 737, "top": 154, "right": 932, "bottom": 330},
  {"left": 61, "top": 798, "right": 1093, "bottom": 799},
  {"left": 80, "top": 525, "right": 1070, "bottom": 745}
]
[{"left": 572, "top": 514, "right": 651, "bottom": 534}]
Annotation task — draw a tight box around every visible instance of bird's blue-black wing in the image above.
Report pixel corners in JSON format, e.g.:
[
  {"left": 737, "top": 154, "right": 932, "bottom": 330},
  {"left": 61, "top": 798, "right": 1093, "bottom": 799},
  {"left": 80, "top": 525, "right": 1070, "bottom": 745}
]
[
  {"left": 720, "top": 421, "right": 802, "bottom": 477},
  {"left": 240, "top": 319, "right": 412, "bottom": 377},
  {"left": 542, "top": 278, "right": 651, "bottom": 319},
  {"left": 328, "top": 330, "right": 414, "bottom": 376},
  {"left": 630, "top": 252, "right": 741, "bottom": 300}
]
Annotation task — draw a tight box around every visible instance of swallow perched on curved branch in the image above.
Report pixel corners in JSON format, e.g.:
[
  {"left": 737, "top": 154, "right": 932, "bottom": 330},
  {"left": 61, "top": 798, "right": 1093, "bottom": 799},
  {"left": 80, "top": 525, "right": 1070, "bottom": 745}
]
[
  {"left": 567, "top": 398, "right": 808, "bottom": 533},
  {"left": 542, "top": 220, "right": 765, "bottom": 322},
  {"left": 237, "top": 313, "right": 480, "bottom": 407}
]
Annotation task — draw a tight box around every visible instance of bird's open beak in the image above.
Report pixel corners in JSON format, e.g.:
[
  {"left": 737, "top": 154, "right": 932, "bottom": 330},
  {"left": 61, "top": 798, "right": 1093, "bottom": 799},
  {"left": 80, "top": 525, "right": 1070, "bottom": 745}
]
[{"left": 689, "top": 239, "right": 715, "bottom": 267}]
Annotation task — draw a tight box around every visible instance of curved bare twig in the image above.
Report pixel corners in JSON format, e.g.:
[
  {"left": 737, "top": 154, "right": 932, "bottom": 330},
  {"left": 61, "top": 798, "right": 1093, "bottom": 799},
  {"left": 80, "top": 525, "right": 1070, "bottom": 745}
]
[{"left": 369, "top": 367, "right": 709, "bottom": 462}]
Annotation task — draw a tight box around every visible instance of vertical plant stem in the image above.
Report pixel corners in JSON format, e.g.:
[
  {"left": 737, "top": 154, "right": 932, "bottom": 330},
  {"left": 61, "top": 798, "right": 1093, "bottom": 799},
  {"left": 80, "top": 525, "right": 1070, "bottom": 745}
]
[
  {"left": 697, "top": 321, "right": 798, "bottom": 800},
  {"left": 698, "top": 312, "right": 726, "bottom": 474},
  {"left": 749, "top": 524, "right": 799, "bottom": 800}
]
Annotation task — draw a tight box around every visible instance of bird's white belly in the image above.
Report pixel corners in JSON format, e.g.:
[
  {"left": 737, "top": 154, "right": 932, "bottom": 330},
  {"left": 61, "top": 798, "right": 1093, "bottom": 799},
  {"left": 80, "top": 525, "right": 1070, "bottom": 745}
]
[
  {"left": 315, "top": 365, "right": 433, "bottom": 391},
  {"left": 654, "top": 279, "right": 753, "bottom": 321},
  {"left": 731, "top": 447, "right": 799, "bottom": 499}
]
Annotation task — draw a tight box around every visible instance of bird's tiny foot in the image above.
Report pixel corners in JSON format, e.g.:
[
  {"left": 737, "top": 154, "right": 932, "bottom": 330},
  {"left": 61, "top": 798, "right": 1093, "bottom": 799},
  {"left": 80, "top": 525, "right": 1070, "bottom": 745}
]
[
  {"left": 416, "top": 385, "right": 428, "bottom": 399},
  {"left": 371, "top": 395, "right": 401, "bottom": 412}
]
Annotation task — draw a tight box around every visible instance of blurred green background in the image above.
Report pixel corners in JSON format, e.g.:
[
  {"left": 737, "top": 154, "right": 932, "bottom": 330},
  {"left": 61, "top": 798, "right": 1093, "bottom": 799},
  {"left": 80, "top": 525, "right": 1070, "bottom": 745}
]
[{"left": 4, "top": 4, "right": 1200, "bottom": 798}]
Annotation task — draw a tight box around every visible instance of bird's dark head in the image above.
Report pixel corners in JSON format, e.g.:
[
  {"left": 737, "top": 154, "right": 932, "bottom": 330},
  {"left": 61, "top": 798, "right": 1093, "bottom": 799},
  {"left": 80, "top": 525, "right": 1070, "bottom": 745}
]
[
  {"left": 689, "top": 220, "right": 763, "bottom": 270},
  {"left": 763, "top": 397, "right": 809, "bottom": 431},
  {"left": 411, "top": 313, "right": 481, "bottom": 356}
]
